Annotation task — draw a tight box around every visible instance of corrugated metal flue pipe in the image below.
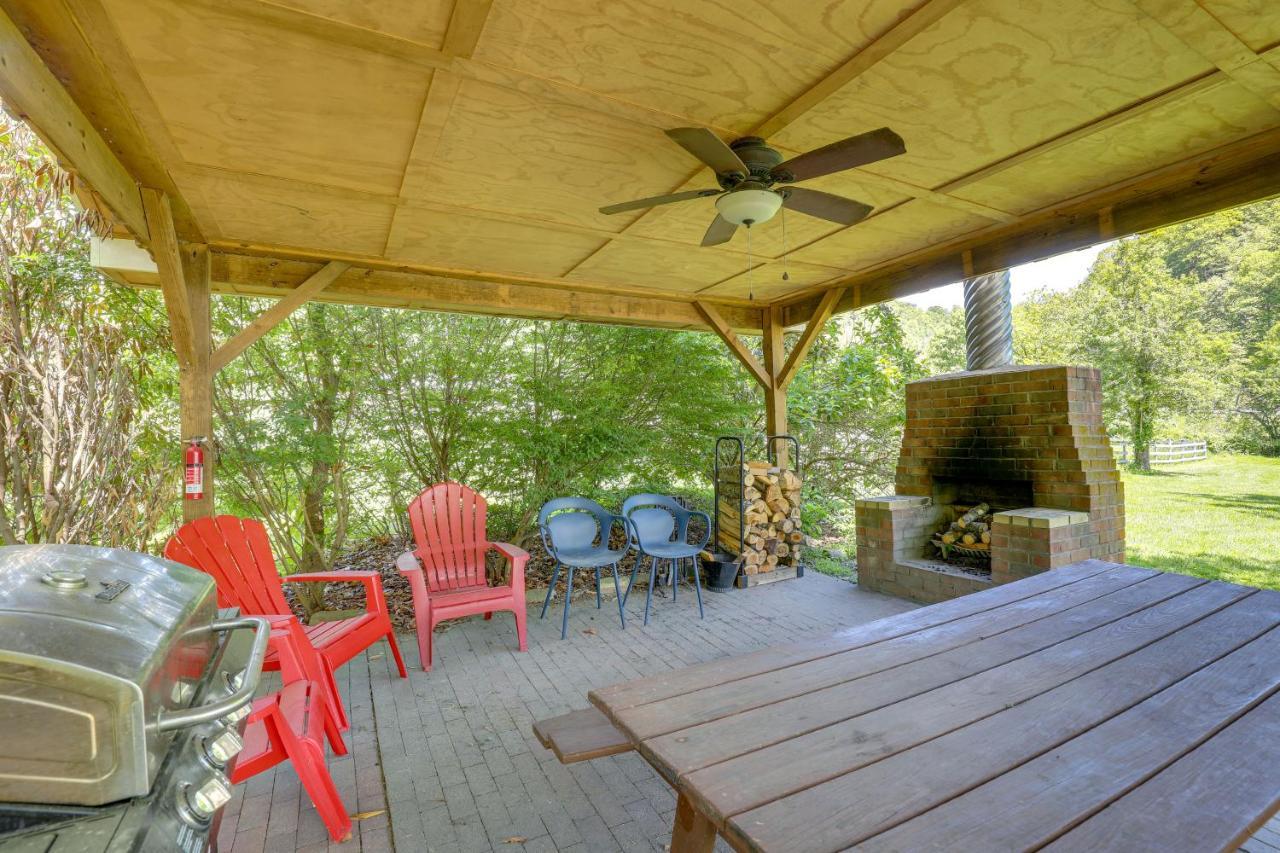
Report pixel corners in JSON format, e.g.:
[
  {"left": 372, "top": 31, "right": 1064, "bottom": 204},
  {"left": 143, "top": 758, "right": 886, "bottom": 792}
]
[{"left": 963, "top": 268, "right": 1014, "bottom": 370}]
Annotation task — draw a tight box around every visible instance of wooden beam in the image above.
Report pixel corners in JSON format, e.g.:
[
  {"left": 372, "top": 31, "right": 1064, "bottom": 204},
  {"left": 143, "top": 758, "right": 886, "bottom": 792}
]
[
  {"left": 781, "top": 128, "right": 1280, "bottom": 326},
  {"left": 193, "top": 0, "right": 451, "bottom": 69},
  {"left": 0, "top": 3, "right": 147, "bottom": 238},
  {"left": 694, "top": 301, "right": 770, "bottom": 387},
  {"left": 142, "top": 188, "right": 197, "bottom": 368},
  {"left": 777, "top": 287, "right": 844, "bottom": 389},
  {"left": 179, "top": 243, "right": 214, "bottom": 520},
  {"left": 211, "top": 261, "right": 349, "bottom": 373},
  {"left": 753, "top": 0, "right": 968, "bottom": 141},
  {"left": 195, "top": 253, "right": 765, "bottom": 333},
  {"left": 441, "top": 0, "right": 493, "bottom": 57}
]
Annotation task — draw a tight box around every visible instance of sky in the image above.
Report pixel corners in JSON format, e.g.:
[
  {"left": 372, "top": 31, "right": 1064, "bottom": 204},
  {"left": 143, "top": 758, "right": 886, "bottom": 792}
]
[{"left": 899, "top": 243, "right": 1113, "bottom": 309}]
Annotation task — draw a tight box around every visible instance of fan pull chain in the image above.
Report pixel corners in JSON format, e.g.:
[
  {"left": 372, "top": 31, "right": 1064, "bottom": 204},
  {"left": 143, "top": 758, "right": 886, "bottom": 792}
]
[
  {"left": 781, "top": 204, "right": 790, "bottom": 281},
  {"left": 746, "top": 223, "right": 754, "bottom": 300}
]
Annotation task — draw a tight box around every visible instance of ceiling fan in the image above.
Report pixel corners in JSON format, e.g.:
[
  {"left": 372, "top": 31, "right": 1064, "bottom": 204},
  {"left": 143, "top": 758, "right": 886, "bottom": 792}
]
[{"left": 599, "top": 127, "right": 905, "bottom": 246}]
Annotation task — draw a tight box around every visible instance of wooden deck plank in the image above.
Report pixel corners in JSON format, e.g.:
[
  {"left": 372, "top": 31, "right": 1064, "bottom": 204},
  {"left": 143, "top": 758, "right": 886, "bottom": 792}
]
[
  {"left": 588, "top": 560, "right": 1119, "bottom": 714},
  {"left": 739, "top": 590, "right": 1280, "bottom": 849},
  {"left": 617, "top": 566, "right": 1154, "bottom": 743},
  {"left": 1041, "top": 670, "right": 1280, "bottom": 853},
  {"left": 709, "top": 579, "right": 1251, "bottom": 845},
  {"left": 643, "top": 568, "right": 1177, "bottom": 776}
]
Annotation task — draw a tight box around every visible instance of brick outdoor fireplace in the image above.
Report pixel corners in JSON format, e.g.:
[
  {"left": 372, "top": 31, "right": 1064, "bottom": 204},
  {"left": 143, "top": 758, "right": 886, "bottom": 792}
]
[{"left": 856, "top": 273, "right": 1125, "bottom": 604}]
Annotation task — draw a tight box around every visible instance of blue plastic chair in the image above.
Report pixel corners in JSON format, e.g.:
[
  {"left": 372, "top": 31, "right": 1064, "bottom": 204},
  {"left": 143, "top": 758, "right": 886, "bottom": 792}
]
[
  {"left": 538, "top": 498, "right": 628, "bottom": 639},
  {"left": 621, "top": 494, "right": 709, "bottom": 626}
]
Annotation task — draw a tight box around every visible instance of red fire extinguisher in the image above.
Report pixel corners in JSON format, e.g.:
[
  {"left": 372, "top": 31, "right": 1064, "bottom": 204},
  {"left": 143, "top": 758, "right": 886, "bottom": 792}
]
[{"left": 184, "top": 437, "right": 206, "bottom": 501}]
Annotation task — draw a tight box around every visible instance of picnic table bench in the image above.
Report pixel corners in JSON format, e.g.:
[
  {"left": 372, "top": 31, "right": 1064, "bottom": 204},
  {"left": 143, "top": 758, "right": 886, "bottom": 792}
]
[{"left": 536, "top": 559, "right": 1280, "bottom": 851}]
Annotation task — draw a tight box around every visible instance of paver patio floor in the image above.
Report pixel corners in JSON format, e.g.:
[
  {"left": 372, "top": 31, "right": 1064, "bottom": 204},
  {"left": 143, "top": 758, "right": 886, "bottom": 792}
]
[{"left": 216, "top": 571, "right": 915, "bottom": 852}]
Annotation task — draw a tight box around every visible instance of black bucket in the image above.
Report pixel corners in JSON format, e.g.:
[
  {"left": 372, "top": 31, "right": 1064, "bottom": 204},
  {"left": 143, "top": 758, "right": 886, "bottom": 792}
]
[{"left": 701, "top": 552, "right": 741, "bottom": 593}]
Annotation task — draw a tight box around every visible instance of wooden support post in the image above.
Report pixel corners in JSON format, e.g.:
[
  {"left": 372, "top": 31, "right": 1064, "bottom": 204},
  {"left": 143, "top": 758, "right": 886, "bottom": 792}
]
[
  {"left": 179, "top": 243, "right": 214, "bottom": 521},
  {"left": 762, "top": 304, "right": 788, "bottom": 466},
  {"left": 669, "top": 792, "right": 717, "bottom": 853}
]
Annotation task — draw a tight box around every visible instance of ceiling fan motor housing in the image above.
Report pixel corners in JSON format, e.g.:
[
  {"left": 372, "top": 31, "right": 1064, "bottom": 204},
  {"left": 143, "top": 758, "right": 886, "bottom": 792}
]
[{"left": 730, "top": 137, "right": 786, "bottom": 177}]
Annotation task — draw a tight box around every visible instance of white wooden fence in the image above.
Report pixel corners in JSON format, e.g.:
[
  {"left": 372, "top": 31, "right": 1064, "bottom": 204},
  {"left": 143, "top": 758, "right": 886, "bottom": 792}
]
[{"left": 1113, "top": 439, "right": 1208, "bottom": 465}]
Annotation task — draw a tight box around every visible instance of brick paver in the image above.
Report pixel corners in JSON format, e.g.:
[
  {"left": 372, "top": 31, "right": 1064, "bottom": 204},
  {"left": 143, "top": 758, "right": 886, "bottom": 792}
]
[{"left": 219, "top": 572, "right": 915, "bottom": 852}]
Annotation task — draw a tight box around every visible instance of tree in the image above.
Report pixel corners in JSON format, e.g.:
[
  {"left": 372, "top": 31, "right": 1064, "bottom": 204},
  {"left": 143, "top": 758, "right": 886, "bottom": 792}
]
[
  {"left": 1075, "top": 239, "right": 1221, "bottom": 470},
  {"left": 0, "top": 112, "right": 173, "bottom": 547},
  {"left": 214, "top": 301, "right": 371, "bottom": 614}
]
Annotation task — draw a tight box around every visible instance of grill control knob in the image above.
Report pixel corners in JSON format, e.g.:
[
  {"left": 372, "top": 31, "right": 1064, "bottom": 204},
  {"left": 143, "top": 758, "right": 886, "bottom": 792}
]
[
  {"left": 202, "top": 728, "right": 244, "bottom": 767},
  {"left": 182, "top": 775, "right": 232, "bottom": 824}
]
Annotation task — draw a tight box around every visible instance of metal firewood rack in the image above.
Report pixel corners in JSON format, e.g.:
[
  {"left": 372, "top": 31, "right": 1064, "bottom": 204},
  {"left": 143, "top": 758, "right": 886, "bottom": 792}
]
[{"left": 712, "top": 433, "right": 801, "bottom": 562}]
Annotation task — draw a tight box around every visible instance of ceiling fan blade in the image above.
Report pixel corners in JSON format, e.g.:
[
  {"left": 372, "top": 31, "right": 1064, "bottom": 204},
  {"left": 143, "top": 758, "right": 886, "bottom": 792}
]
[
  {"left": 666, "top": 127, "right": 750, "bottom": 177},
  {"left": 783, "top": 187, "right": 873, "bottom": 226},
  {"left": 772, "top": 127, "right": 905, "bottom": 183},
  {"left": 599, "top": 188, "right": 720, "bottom": 215},
  {"left": 701, "top": 214, "right": 738, "bottom": 247}
]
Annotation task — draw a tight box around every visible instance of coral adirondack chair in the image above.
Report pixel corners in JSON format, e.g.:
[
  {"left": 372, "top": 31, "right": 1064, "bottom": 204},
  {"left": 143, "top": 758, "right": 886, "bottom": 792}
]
[
  {"left": 164, "top": 515, "right": 407, "bottom": 730},
  {"left": 398, "top": 483, "right": 529, "bottom": 671},
  {"left": 232, "top": 617, "right": 352, "bottom": 842}
]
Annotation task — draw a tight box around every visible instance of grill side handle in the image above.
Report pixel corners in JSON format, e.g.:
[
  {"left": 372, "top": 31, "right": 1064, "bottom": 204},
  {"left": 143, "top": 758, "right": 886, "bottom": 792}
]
[{"left": 149, "top": 616, "right": 270, "bottom": 733}]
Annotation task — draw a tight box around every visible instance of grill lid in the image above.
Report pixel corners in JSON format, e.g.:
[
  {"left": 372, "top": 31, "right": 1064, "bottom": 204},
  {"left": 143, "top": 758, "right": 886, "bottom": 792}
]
[
  {"left": 0, "top": 545, "right": 215, "bottom": 681},
  {"left": 0, "top": 545, "right": 220, "bottom": 805}
]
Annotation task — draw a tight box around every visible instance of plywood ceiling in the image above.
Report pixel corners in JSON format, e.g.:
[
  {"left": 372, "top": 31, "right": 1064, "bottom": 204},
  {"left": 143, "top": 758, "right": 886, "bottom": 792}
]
[{"left": 6, "top": 0, "right": 1280, "bottom": 320}]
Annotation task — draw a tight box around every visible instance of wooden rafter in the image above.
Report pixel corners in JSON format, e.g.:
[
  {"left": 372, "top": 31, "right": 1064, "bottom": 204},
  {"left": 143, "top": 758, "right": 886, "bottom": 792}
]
[
  {"left": 205, "top": 238, "right": 764, "bottom": 310},
  {"left": 0, "top": 4, "right": 148, "bottom": 238},
  {"left": 195, "top": 0, "right": 451, "bottom": 69},
  {"left": 694, "top": 301, "right": 770, "bottom": 387},
  {"left": 782, "top": 128, "right": 1280, "bottom": 326},
  {"left": 56, "top": 0, "right": 205, "bottom": 239},
  {"left": 1131, "top": 0, "right": 1280, "bottom": 112},
  {"left": 383, "top": 0, "right": 494, "bottom": 256},
  {"left": 777, "top": 287, "right": 844, "bottom": 389},
  {"left": 210, "top": 261, "right": 349, "bottom": 373},
  {"left": 141, "top": 188, "right": 196, "bottom": 367}
]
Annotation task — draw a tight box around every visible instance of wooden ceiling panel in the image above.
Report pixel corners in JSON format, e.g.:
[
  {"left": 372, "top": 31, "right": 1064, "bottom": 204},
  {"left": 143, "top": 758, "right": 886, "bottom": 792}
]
[
  {"left": 182, "top": 171, "right": 395, "bottom": 256},
  {"left": 948, "top": 79, "right": 1278, "bottom": 215},
  {"left": 703, "top": 261, "right": 844, "bottom": 301},
  {"left": 789, "top": 201, "right": 992, "bottom": 272},
  {"left": 566, "top": 240, "right": 749, "bottom": 293},
  {"left": 475, "top": 0, "right": 919, "bottom": 130},
  {"left": 772, "top": 0, "right": 1215, "bottom": 191},
  {"left": 393, "top": 206, "right": 606, "bottom": 277},
  {"left": 101, "top": 0, "right": 430, "bottom": 194},
  {"left": 266, "top": 0, "right": 455, "bottom": 48},
  {"left": 1199, "top": 0, "right": 1280, "bottom": 53},
  {"left": 424, "top": 77, "right": 707, "bottom": 231}
]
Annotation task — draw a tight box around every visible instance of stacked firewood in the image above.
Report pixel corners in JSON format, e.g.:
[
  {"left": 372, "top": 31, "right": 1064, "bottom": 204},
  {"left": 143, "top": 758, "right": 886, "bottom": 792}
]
[{"left": 717, "top": 461, "right": 803, "bottom": 574}]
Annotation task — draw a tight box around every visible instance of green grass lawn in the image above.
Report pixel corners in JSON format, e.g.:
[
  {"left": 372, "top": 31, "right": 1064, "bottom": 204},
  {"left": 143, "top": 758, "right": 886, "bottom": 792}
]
[{"left": 1122, "top": 454, "right": 1280, "bottom": 589}]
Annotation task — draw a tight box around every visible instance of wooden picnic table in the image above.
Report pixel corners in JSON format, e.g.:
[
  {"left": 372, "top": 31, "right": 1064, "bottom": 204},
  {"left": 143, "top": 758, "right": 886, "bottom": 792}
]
[{"left": 588, "top": 560, "right": 1280, "bottom": 852}]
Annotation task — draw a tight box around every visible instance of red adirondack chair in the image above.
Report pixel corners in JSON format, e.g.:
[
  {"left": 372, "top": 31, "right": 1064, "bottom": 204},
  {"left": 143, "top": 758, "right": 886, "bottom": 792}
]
[
  {"left": 164, "top": 515, "right": 408, "bottom": 728},
  {"left": 399, "top": 483, "right": 529, "bottom": 671},
  {"left": 232, "top": 617, "right": 352, "bottom": 842}
]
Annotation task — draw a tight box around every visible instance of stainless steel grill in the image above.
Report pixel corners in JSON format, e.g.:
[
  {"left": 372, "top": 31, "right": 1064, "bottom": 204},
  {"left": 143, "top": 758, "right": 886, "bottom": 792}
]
[{"left": 0, "top": 545, "right": 269, "bottom": 852}]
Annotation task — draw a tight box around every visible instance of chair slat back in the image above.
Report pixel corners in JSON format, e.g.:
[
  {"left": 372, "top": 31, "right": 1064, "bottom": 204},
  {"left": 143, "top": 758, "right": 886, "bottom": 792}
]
[
  {"left": 164, "top": 515, "right": 292, "bottom": 615},
  {"left": 407, "top": 483, "right": 489, "bottom": 592}
]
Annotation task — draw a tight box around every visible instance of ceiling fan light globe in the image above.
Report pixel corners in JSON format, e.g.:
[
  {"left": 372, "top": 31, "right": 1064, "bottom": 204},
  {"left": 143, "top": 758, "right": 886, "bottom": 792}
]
[{"left": 715, "top": 189, "right": 782, "bottom": 226}]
